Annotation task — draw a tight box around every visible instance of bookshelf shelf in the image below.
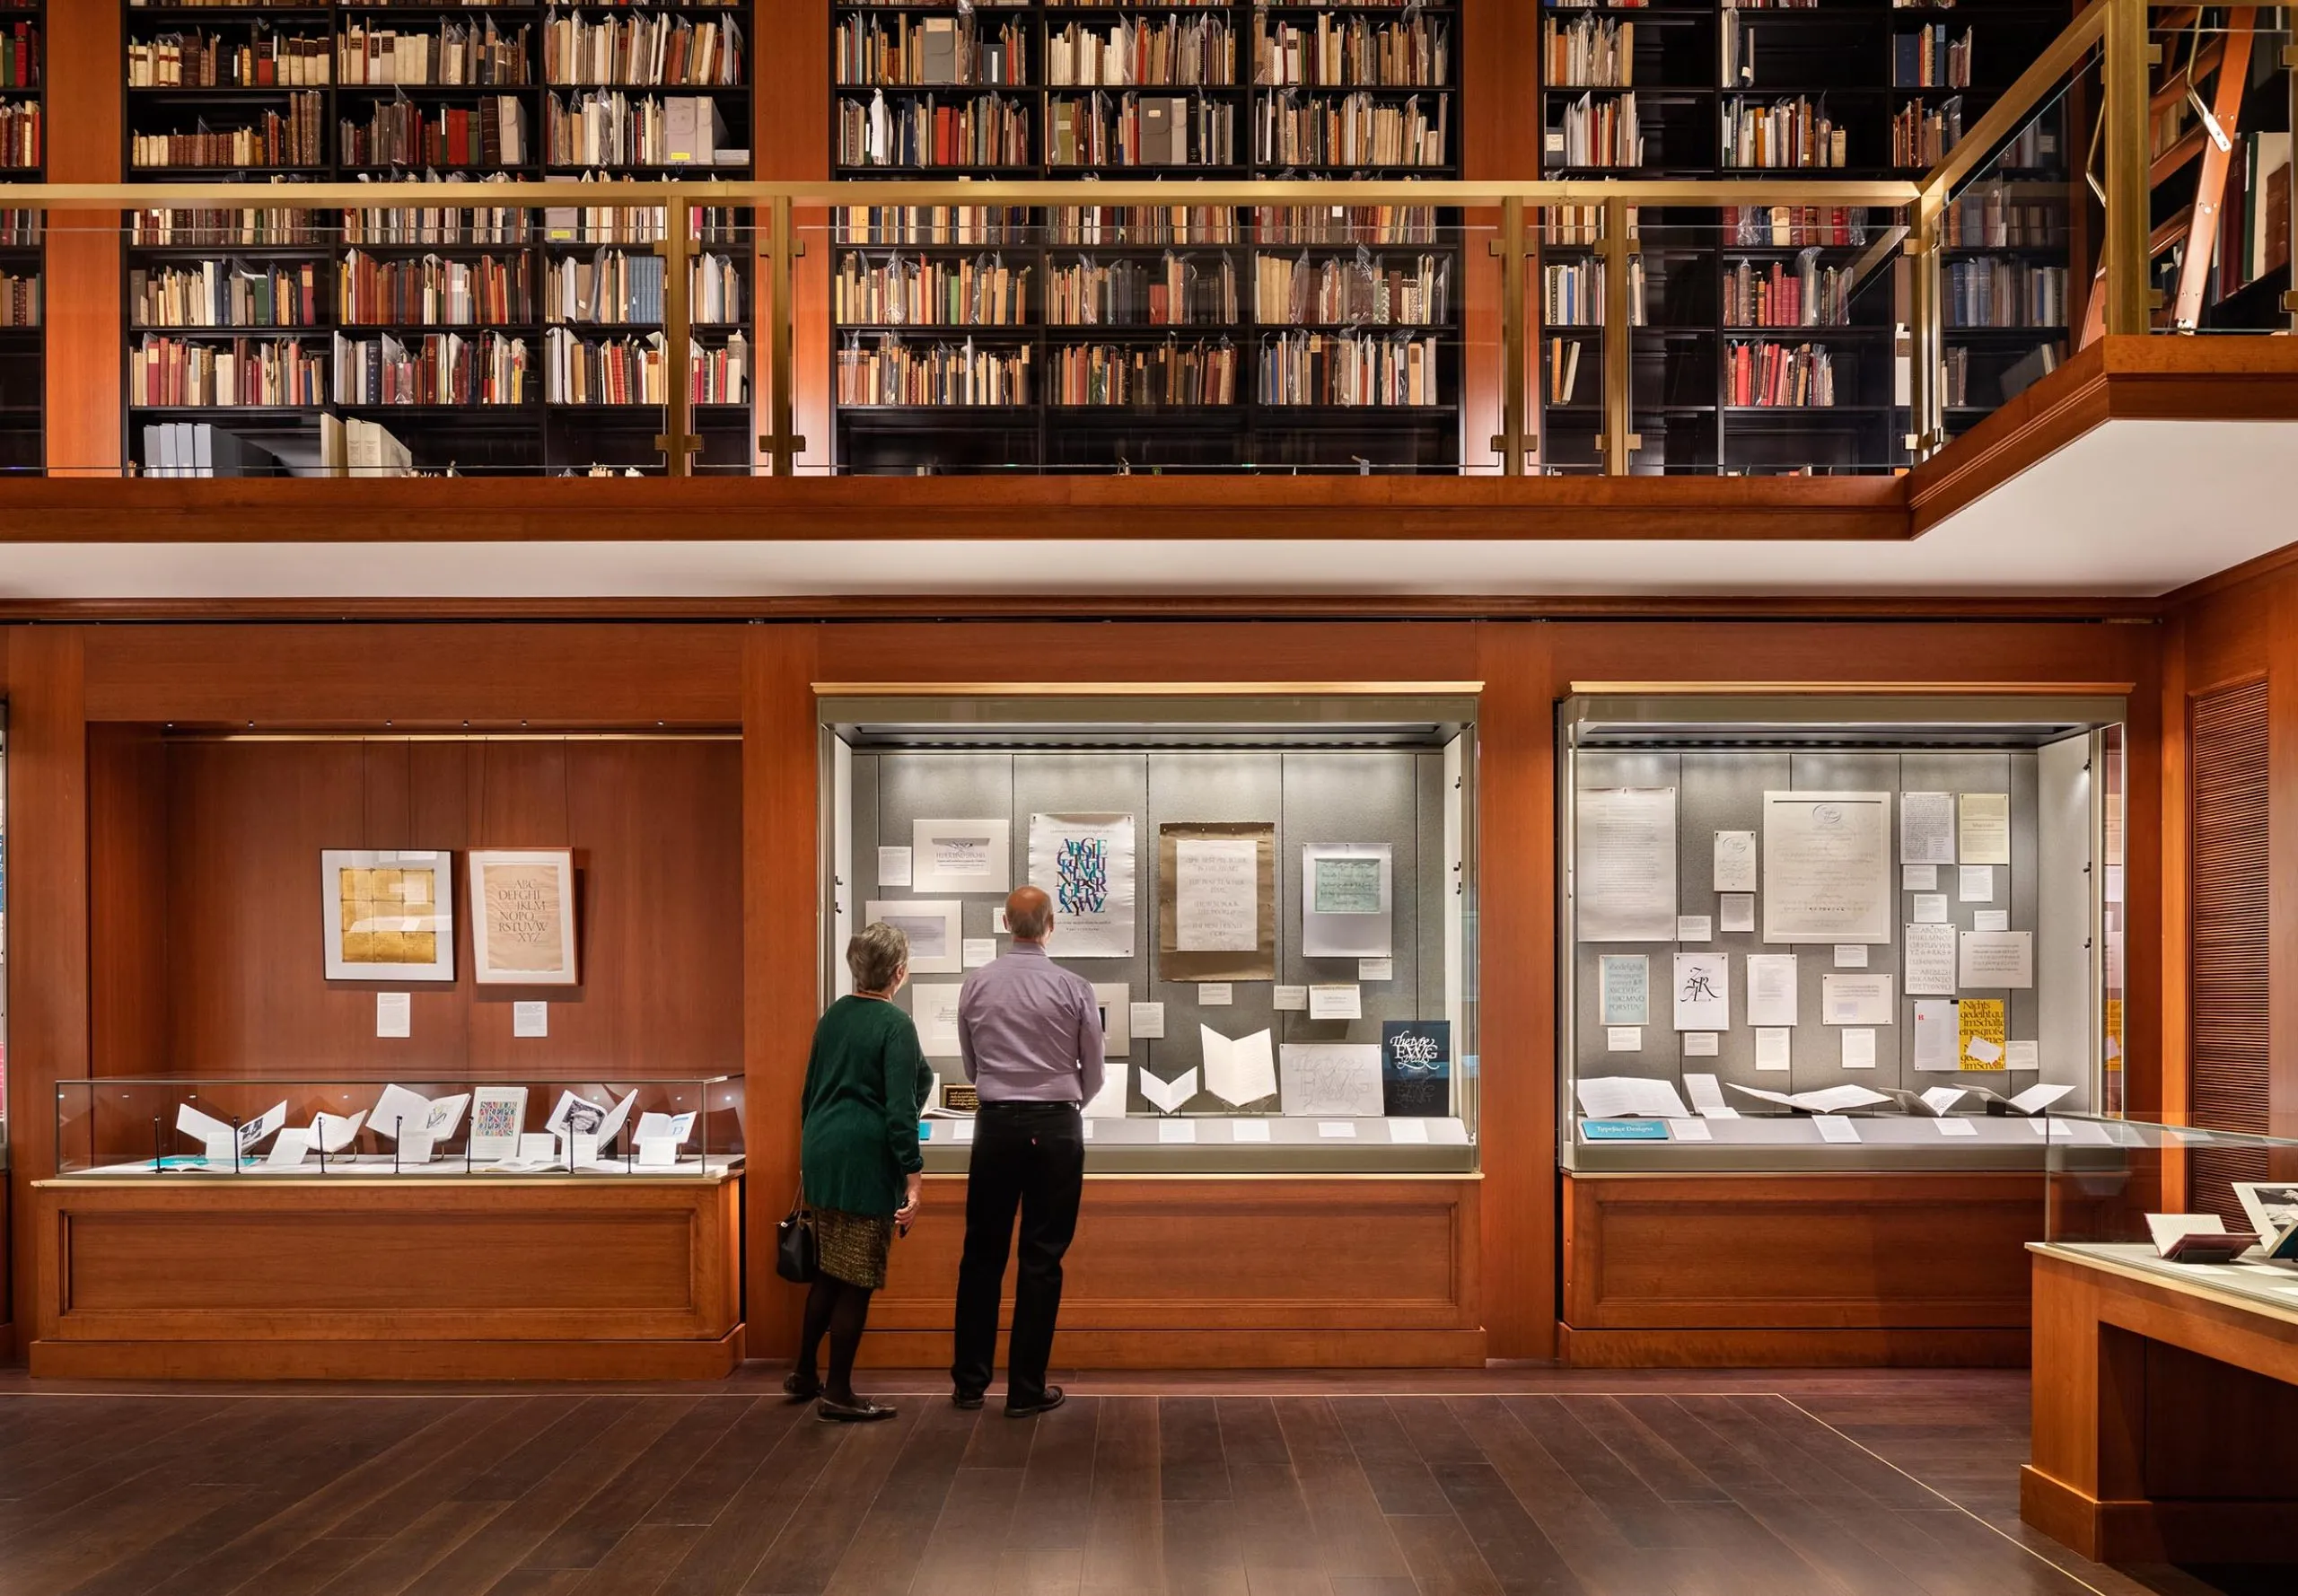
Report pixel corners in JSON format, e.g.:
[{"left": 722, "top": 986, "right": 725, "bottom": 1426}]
[
  {"left": 829, "top": 0, "right": 1462, "bottom": 473},
  {"left": 120, "top": 0, "right": 756, "bottom": 477},
  {"left": 0, "top": 1, "right": 37, "bottom": 472}
]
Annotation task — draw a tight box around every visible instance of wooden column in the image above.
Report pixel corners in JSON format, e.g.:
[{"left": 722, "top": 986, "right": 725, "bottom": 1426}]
[
  {"left": 1474, "top": 618, "right": 1558, "bottom": 1358},
  {"left": 8, "top": 627, "right": 90, "bottom": 1335},
  {"left": 42, "top": 6, "right": 123, "bottom": 476},
  {"left": 753, "top": 0, "right": 831, "bottom": 473},
  {"left": 742, "top": 622, "right": 822, "bottom": 1355}
]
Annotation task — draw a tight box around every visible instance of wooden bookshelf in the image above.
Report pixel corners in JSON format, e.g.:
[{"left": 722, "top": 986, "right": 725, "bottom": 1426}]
[
  {"left": 1532, "top": 0, "right": 2074, "bottom": 474},
  {"left": 0, "top": 0, "right": 40, "bottom": 474},
  {"left": 118, "top": 0, "right": 755, "bottom": 476},
  {"left": 827, "top": 0, "right": 1464, "bottom": 474}
]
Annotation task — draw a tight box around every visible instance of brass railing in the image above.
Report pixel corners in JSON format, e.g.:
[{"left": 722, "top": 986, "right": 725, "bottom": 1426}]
[{"left": 17, "top": 0, "right": 2292, "bottom": 478}]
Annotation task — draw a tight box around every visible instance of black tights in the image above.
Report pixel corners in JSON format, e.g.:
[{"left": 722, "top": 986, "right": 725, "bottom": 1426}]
[{"left": 796, "top": 1274, "right": 875, "bottom": 1404}]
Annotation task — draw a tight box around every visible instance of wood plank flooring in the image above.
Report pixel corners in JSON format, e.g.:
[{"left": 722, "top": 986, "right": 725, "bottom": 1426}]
[{"left": 0, "top": 1370, "right": 2274, "bottom": 1596}]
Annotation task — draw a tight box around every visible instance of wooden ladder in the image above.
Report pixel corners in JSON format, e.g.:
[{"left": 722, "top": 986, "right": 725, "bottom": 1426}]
[{"left": 2079, "top": 4, "right": 2258, "bottom": 342}]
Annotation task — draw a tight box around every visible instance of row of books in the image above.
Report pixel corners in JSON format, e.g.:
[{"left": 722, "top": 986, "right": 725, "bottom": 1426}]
[
  {"left": 1255, "top": 252, "right": 1450, "bottom": 327},
  {"left": 1943, "top": 188, "right": 2061, "bottom": 249},
  {"left": 340, "top": 250, "right": 532, "bottom": 328},
  {"left": 545, "top": 92, "right": 740, "bottom": 168},
  {"left": 133, "top": 203, "right": 323, "bottom": 248},
  {"left": 1257, "top": 329, "right": 1441, "bottom": 406},
  {"left": 839, "top": 90, "right": 1031, "bottom": 168},
  {"left": 1546, "top": 337, "right": 1585, "bottom": 404},
  {"left": 1050, "top": 17, "right": 1238, "bottom": 87},
  {"left": 1723, "top": 95, "right": 1846, "bottom": 169},
  {"left": 1893, "top": 24, "right": 1973, "bottom": 89},
  {"left": 836, "top": 252, "right": 1034, "bottom": 327},
  {"left": 1547, "top": 18, "right": 1631, "bottom": 91},
  {"left": 1725, "top": 205, "right": 1870, "bottom": 247},
  {"left": 127, "top": 189, "right": 739, "bottom": 250},
  {"left": 341, "top": 96, "right": 530, "bottom": 169},
  {"left": 133, "top": 98, "right": 319, "bottom": 170},
  {"left": 1256, "top": 15, "right": 1449, "bottom": 88},
  {"left": 1050, "top": 93, "right": 1236, "bottom": 166},
  {"left": 1258, "top": 91, "right": 1446, "bottom": 166},
  {"left": 1942, "top": 342, "right": 2061, "bottom": 408},
  {"left": 542, "top": 328, "right": 749, "bottom": 405},
  {"left": 1541, "top": 259, "right": 1645, "bottom": 327},
  {"left": 1542, "top": 205, "right": 1619, "bottom": 246},
  {"left": 830, "top": 204, "right": 1435, "bottom": 247},
  {"left": 130, "top": 31, "right": 329, "bottom": 89},
  {"left": 141, "top": 420, "right": 280, "bottom": 478},
  {"left": 1727, "top": 339, "right": 1838, "bottom": 407},
  {"left": 337, "top": 21, "right": 530, "bottom": 87},
  {"left": 130, "top": 261, "right": 325, "bottom": 329},
  {"left": 542, "top": 13, "right": 742, "bottom": 88},
  {"left": 1890, "top": 95, "right": 1960, "bottom": 169},
  {"left": 335, "top": 329, "right": 529, "bottom": 406},
  {"left": 131, "top": 334, "right": 327, "bottom": 409},
  {"left": 1052, "top": 338, "right": 1238, "bottom": 406},
  {"left": 0, "top": 21, "right": 30, "bottom": 91},
  {"left": 838, "top": 16, "right": 1029, "bottom": 88},
  {"left": 0, "top": 268, "right": 35, "bottom": 328},
  {"left": 1552, "top": 91, "right": 1641, "bottom": 168},
  {"left": 1945, "top": 259, "right": 2066, "bottom": 329},
  {"left": 1048, "top": 253, "right": 1238, "bottom": 326},
  {"left": 1723, "top": 255, "right": 1855, "bottom": 329},
  {"left": 836, "top": 336, "right": 1033, "bottom": 408}
]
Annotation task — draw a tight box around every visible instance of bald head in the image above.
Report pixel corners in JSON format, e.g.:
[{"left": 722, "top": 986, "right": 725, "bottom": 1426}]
[{"left": 1005, "top": 885, "right": 1053, "bottom": 943}]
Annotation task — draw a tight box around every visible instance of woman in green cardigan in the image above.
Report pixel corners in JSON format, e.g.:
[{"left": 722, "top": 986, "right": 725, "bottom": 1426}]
[{"left": 787, "top": 920, "right": 935, "bottom": 1422}]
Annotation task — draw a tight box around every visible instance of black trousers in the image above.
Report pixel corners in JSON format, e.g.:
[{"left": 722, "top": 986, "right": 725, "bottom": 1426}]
[{"left": 951, "top": 1101, "right": 1084, "bottom": 1405}]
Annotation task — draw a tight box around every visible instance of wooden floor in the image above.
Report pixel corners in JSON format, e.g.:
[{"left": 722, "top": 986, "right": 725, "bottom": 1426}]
[{"left": 0, "top": 1367, "right": 2277, "bottom": 1596}]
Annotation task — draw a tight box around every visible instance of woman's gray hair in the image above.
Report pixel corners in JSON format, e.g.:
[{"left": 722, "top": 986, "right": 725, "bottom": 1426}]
[{"left": 847, "top": 921, "right": 909, "bottom": 992}]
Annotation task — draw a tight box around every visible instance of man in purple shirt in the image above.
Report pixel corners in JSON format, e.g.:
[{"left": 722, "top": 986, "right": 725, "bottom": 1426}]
[{"left": 951, "top": 884, "right": 1104, "bottom": 1417}]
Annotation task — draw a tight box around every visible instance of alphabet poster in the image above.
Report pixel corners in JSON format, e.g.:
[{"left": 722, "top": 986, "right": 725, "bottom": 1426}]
[
  {"left": 1027, "top": 812, "right": 1136, "bottom": 958},
  {"left": 469, "top": 849, "right": 578, "bottom": 986}
]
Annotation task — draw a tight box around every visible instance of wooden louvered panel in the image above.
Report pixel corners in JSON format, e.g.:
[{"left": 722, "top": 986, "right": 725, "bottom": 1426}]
[{"left": 2188, "top": 678, "right": 2271, "bottom": 1224}]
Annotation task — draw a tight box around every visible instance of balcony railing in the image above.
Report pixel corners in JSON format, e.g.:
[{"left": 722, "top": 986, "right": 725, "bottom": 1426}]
[{"left": 4, "top": 0, "right": 2289, "bottom": 480}]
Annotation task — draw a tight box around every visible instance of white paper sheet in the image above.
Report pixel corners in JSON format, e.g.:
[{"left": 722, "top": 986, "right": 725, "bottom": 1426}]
[
  {"left": 1198, "top": 982, "right": 1234, "bottom": 1006},
  {"left": 1607, "top": 1026, "right": 1642, "bottom": 1052},
  {"left": 1920, "top": 1086, "right": 1967, "bottom": 1116},
  {"left": 1387, "top": 1119, "right": 1430, "bottom": 1144},
  {"left": 1972, "top": 909, "right": 2010, "bottom": 933},
  {"left": 376, "top": 991, "right": 411, "bottom": 1039},
  {"left": 1671, "top": 1119, "right": 1715, "bottom": 1142},
  {"left": 1684, "top": 1073, "right": 1733, "bottom": 1115},
  {"left": 1029, "top": 812, "right": 1136, "bottom": 957},
  {"left": 1231, "top": 1119, "right": 1271, "bottom": 1143},
  {"left": 1912, "top": 998, "right": 1958, "bottom": 1070},
  {"left": 1821, "top": 973, "right": 1894, "bottom": 1025},
  {"left": 1359, "top": 957, "right": 1394, "bottom": 981},
  {"left": 1682, "top": 1030, "right": 1720, "bottom": 1057},
  {"left": 1130, "top": 1001, "right": 1166, "bottom": 1039},
  {"left": 1904, "top": 922, "right": 1958, "bottom": 996},
  {"left": 1200, "top": 1025, "right": 1278, "bottom": 1107},
  {"left": 912, "top": 818, "right": 1011, "bottom": 894},
  {"left": 1279, "top": 1043, "right": 1384, "bottom": 1117},
  {"left": 1175, "top": 837, "right": 1260, "bottom": 952},
  {"left": 1157, "top": 1120, "right": 1196, "bottom": 1144},
  {"left": 1575, "top": 1075, "right": 1692, "bottom": 1119},
  {"left": 1092, "top": 984, "right": 1131, "bottom": 1055},
  {"left": 1958, "top": 792, "right": 2012, "bottom": 865},
  {"left": 1309, "top": 984, "right": 1362, "bottom": 1021},
  {"left": 1958, "top": 864, "right": 1995, "bottom": 903},
  {"left": 1902, "top": 864, "right": 1939, "bottom": 891},
  {"left": 1274, "top": 985, "right": 1309, "bottom": 1012},
  {"left": 1959, "top": 930, "right": 2034, "bottom": 989},
  {"left": 962, "top": 938, "right": 997, "bottom": 969},
  {"left": 1574, "top": 787, "right": 1679, "bottom": 942},
  {"left": 1755, "top": 1028, "right": 1792, "bottom": 1071},
  {"left": 1599, "top": 955, "right": 1648, "bottom": 1024},
  {"left": 876, "top": 846, "right": 914, "bottom": 887},
  {"left": 2009, "top": 1082, "right": 2074, "bottom": 1114},
  {"left": 1834, "top": 943, "right": 1869, "bottom": 968},
  {"left": 1719, "top": 895, "right": 1756, "bottom": 934},
  {"left": 910, "top": 982, "right": 964, "bottom": 1057},
  {"left": 1084, "top": 1064, "right": 1128, "bottom": 1118},
  {"left": 512, "top": 1000, "right": 548, "bottom": 1039},
  {"left": 1672, "top": 951, "right": 1730, "bottom": 1030},
  {"left": 1911, "top": 894, "right": 1949, "bottom": 924},
  {"left": 1139, "top": 1068, "right": 1198, "bottom": 1114},
  {"left": 1302, "top": 843, "right": 1393, "bottom": 958},
  {"left": 1763, "top": 790, "right": 1893, "bottom": 943},
  {"left": 1714, "top": 830, "right": 1757, "bottom": 892},
  {"left": 1965, "top": 1034, "right": 2005, "bottom": 1065},
  {"left": 865, "top": 899, "right": 962, "bottom": 974},
  {"left": 1677, "top": 915, "right": 1713, "bottom": 943},
  {"left": 266, "top": 1129, "right": 313, "bottom": 1169},
  {"left": 1319, "top": 1122, "right": 1359, "bottom": 1139},
  {"left": 2004, "top": 1039, "right": 2040, "bottom": 1072},
  {"left": 1900, "top": 791, "right": 1956, "bottom": 865},
  {"left": 1841, "top": 1028, "right": 1878, "bottom": 1069},
  {"left": 1813, "top": 1117, "right": 1862, "bottom": 1143},
  {"left": 310, "top": 1109, "right": 368, "bottom": 1153},
  {"left": 1745, "top": 953, "right": 1798, "bottom": 1027},
  {"left": 1933, "top": 1118, "right": 1979, "bottom": 1137}
]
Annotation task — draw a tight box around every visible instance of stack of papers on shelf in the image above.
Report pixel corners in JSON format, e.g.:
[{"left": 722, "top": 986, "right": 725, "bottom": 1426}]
[
  {"left": 1727, "top": 1083, "right": 1892, "bottom": 1115},
  {"left": 1575, "top": 1077, "right": 1692, "bottom": 1119}
]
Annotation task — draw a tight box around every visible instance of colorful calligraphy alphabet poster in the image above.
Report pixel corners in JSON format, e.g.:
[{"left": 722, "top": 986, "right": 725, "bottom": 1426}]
[{"left": 1028, "top": 813, "right": 1136, "bottom": 958}]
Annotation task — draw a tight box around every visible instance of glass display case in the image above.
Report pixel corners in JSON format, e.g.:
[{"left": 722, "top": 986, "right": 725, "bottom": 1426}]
[
  {"left": 2041, "top": 1113, "right": 2298, "bottom": 1318},
  {"left": 1559, "top": 692, "right": 2125, "bottom": 1170},
  {"left": 820, "top": 691, "right": 1478, "bottom": 1173},
  {"left": 55, "top": 1075, "right": 742, "bottom": 1178}
]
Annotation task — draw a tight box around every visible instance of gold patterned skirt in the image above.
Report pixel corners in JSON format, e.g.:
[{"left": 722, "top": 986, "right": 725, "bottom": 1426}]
[{"left": 814, "top": 1207, "right": 896, "bottom": 1290}]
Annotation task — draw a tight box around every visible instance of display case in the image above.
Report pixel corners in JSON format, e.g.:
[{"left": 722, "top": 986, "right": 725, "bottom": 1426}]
[
  {"left": 1559, "top": 692, "right": 2126, "bottom": 1171},
  {"left": 55, "top": 1074, "right": 742, "bottom": 1179},
  {"left": 820, "top": 691, "right": 1477, "bottom": 1173}
]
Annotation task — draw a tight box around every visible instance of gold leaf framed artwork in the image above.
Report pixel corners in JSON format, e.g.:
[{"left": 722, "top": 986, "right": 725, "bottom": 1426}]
[
  {"left": 469, "top": 848, "right": 580, "bottom": 987},
  {"left": 321, "top": 850, "right": 455, "bottom": 982}
]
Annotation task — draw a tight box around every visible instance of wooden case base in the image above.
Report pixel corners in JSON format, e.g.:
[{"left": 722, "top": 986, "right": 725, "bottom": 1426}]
[
  {"left": 30, "top": 1172, "right": 745, "bottom": 1382},
  {"left": 851, "top": 1174, "right": 1486, "bottom": 1369}
]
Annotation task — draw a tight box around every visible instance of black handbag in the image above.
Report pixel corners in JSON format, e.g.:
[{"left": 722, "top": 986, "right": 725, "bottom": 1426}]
[{"left": 776, "top": 1185, "right": 817, "bottom": 1284}]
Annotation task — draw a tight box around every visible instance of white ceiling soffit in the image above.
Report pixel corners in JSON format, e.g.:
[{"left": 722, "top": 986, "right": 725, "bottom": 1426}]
[{"left": 0, "top": 417, "right": 2288, "bottom": 601}]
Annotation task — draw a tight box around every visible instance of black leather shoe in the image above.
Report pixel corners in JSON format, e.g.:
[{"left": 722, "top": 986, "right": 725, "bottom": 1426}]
[
  {"left": 951, "top": 1390, "right": 986, "bottom": 1411},
  {"left": 1005, "top": 1385, "right": 1066, "bottom": 1418},
  {"left": 817, "top": 1397, "right": 897, "bottom": 1423},
  {"left": 782, "top": 1370, "right": 822, "bottom": 1401}
]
